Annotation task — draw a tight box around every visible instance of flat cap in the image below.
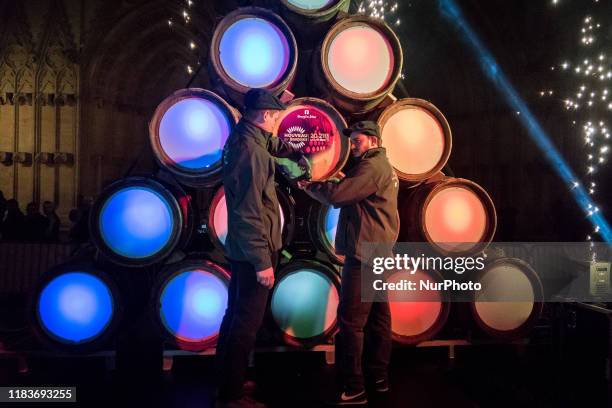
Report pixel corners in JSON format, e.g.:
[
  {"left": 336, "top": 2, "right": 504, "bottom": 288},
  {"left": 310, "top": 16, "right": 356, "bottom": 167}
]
[
  {"left": 244, "top": 88, "right": 287, "bottom": 110},
  {"left": 342, "top": 120, "right": 381, "bottom": 140}
]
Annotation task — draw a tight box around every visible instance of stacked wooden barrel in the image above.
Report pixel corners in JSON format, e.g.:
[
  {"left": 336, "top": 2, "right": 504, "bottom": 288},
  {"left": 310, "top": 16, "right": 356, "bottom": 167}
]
[{"left": 31, "top": 4, "right": 541, "bottom": 354}]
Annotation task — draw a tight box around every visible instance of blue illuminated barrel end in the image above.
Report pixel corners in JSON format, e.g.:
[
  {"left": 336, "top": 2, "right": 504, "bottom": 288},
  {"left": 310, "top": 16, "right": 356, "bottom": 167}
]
[{"left": 34, "top": 268, "right": 119, "bottom": 350}]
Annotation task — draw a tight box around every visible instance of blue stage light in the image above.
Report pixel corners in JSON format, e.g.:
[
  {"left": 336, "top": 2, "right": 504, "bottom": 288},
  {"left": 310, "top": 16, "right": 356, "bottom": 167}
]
[
  {"left": 440, "top": 0, "right": 612, "bottom": 242},
  {"left": 219, "top": 17, "right": 290, "bottom": 88},
  {"left": 158, "top": 97, "right": 232, "bottom": 170},
  {"left": 37, "top": 272, "right": 114, "bottom": 344},
  {"left": 324, "top": 205, "right": 340, "bottom": 249},
  {"left": 99, "top": 187, "right": 175, "bottom": 259},
  {"left": 159, "top": 270, "right": 228, "bottom": 343}
]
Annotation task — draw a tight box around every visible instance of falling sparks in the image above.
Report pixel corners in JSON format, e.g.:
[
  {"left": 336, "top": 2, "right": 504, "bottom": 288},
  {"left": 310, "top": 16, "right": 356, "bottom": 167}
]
[
  {"left": 167, "top": 1, "right": 199, "bottom": 77},
  {"left": 358, "top": 1, "right": 400, "bottom": 26},
  {"left": 544, "top": 1, "right": 610, "bottom": 244}
]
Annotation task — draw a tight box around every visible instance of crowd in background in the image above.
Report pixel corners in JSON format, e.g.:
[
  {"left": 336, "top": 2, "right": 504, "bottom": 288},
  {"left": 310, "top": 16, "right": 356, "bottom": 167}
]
[{"left": 0, "top": 190, "right": 91, "bottom": 244}]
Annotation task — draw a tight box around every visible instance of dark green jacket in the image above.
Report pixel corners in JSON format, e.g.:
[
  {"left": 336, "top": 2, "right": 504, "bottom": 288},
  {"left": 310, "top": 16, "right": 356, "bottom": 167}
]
[
  {"left": 304, "top": 147, "right": 399, "bottom": 263},
  {"left": 222, "top": 119, "right": 301, "bottom": 270}
]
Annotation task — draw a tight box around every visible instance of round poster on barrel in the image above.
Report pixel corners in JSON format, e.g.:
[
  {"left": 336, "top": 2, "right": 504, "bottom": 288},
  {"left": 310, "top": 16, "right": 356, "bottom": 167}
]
[{"left": 274, "top": 98, "right": 349, "bottom": 182}]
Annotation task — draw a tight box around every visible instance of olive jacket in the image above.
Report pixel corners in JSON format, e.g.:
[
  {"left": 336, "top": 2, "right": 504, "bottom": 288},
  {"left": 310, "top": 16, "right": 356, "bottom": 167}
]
[
  {"left": 304, "top": 147, "right": 399, "bottom": 263},
  {"left": 222, "top": 119, "right": 301, "bottom": 270}
]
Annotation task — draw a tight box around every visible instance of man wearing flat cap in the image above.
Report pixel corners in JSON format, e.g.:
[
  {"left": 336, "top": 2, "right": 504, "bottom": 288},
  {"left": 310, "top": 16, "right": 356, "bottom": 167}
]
[
  {"left": 216, "top": 88, "right": 309, "bottom": 408},
  {"left": 298, "top": 120, "right": 399, "bottom": 406}
]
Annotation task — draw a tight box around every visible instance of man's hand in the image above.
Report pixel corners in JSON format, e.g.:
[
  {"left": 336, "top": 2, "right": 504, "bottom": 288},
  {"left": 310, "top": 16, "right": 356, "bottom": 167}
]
[
  {"left": 297, "top": 180, "right": 311, "bottom": 189},
  {"left": 297, "top": 155, "right": 312, "bottom": 180},
  {"left": 256, "top": 267, "right": 275, "bottom": 289}
]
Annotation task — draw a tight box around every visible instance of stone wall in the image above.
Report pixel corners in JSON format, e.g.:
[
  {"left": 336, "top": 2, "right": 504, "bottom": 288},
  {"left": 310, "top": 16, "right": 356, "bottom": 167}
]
[{"left": 0, "top": 0, "right": 214, "bottom": 224}]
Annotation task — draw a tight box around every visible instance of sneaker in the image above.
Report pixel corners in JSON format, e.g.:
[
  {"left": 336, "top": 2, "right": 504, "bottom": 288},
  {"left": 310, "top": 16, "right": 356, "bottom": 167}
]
[
  {"left": 373, "top": 378, "right": 389, "bottom": 393},
  {"left": 215, "top": 395, "right": 266, "bottom": 408},
  {"left": 326, "top": 389, "right": 368, "bottom": 406}
]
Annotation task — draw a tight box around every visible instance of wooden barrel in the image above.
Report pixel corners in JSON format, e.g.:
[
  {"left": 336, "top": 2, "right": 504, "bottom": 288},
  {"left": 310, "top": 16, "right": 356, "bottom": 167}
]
[
  {"left": 313, "top": 15, "right": 402, "bottom": 114},
  {"left": 273, "top": 97, "right": 349, "bottom": 182},
  {"left": 270, "top": 259, "right": 340, "bottom": 347},
  {"left": 308, "top": 202, "right": 344, "bottom": 264},
  {"left": 32, "top": 262, "right": 122, "bottom": 352},
  {"left": 388, "top": 269, "right": 451, "bottom": 344},
  {"left": 89, "top": 176, "right": 194, "bottom": 267},
  {"left": 470, "top": 258, "right": 543, "bottom": 340},
  {"left": 378, "top": 98, "right": 452, "bottom": 184},
  {"left": 152, "top": 259, "right": 230, "bottom": 351},
  {"left": 279, "top": 0, "right": 350, "bottom": 49},
  {"left": 399, "top": 176, "right": 497, "bottom": 256},
  {"left": 205, "top": 185, "right": 295, "bottom": 253},
  {"left": 149, "top": 88, "right": 239, "bottom": 188},
  {"left": 209, "top": 7, "right": 298, "bottom": 106}
]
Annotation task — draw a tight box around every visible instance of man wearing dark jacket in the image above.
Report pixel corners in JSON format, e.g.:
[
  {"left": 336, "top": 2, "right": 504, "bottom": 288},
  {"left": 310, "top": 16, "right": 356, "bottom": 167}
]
[
  {"left": 299, "top": 121, "right": 399, "bottom": 406},
  {"left": 215, "top": 88, "right": 307, "bottom": 408}
]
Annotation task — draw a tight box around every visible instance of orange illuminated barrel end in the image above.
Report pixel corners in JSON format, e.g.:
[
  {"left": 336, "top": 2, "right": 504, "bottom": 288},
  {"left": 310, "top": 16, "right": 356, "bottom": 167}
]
[
  {"left": 378, "top": 98, "right": 452, "bottom": 185},
  {"left": 399, "top": 177, "right": 497, "bottom": 256},
  {"left": 388, "top": 269, "right": 451, "bottom": 345},
  {"left": 314, "top": 15, "right": 403, "bottom": 114}
]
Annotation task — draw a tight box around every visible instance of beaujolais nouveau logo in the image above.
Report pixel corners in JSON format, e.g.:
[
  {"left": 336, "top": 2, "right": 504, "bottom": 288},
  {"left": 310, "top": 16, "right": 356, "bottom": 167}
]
[
  {"left": 280, "top": 108, "right": 333, "bottom": 154},
  {"left": 284, "top": 125, "right": 308, "bottom": 149}
]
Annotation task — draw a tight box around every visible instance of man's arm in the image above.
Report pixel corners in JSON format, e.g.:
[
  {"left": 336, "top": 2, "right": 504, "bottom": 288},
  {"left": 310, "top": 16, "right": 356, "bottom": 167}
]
[
  {"left": 303, "top": 162, "right": 378, "bottom": 207},
  {"left": 267, "top": 136, "right": 301, "bottom": 159},
  {"left": 269, "top": 136, "right": 312, "bottom": 181}
]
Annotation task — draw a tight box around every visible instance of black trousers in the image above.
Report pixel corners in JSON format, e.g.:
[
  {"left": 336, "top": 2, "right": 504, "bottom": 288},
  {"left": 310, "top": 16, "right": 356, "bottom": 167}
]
[
  {"left": 337, "top": 257, "right": 392, "bottom": 393},
  {"left": 215, "top": 251, "right": 278, "bottom": 401}
]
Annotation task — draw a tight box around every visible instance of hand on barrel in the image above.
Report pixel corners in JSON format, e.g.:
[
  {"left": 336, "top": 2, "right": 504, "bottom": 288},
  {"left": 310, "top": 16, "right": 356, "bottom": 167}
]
[
  {"left": 328, "top": 171, "right": 345, "bottom": 183},
  {"left": 297, "top": 155, "right": 312, "bottom": 180},
  {"left": 297, "top": 180, "right": 311, "bottom": 189},
  {"left": 256, "top": 267, "right": 275, "bottom": 288},
  {"left": 297, "top": 171, "right": 345, "bottom": 189}
]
